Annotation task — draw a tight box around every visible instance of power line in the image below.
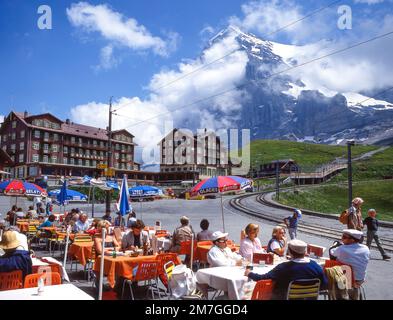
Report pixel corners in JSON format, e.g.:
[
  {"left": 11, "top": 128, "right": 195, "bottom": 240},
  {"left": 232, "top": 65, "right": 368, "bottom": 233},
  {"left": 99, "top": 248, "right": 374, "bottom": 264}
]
[
  {"left": 120, "top": 30, "right": 393, "bottom": 130},
  {"left": 112, "top": 0, "right": 342, "bottom": 113},
  {"left": 357, "top": 86, "right": 393, "bottom": 105}
]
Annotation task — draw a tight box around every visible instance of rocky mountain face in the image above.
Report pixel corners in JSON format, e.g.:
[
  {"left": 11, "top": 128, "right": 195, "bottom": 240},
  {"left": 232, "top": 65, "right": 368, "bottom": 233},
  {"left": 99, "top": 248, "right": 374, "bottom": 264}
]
[{"left": 206, "top": 27, "right": 393, "bottom": 145}]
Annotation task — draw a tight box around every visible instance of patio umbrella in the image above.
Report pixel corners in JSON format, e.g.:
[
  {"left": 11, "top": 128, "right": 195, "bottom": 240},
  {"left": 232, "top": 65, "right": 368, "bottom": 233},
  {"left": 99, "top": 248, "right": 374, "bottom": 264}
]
[
  {"left": 0, "top": 179, "right": 47, "bottom": 224},
  {"left": 190, "top": 176, "right": 253, "bottom": 232},
  {"left": 116, "top": 175, "right": 131, "bottom": 227},
  {"left": 98, "top": 227, "right": 106, "bottom": 300},
  {"left": 48, "top": 188, "right": 88, "bottom": 201},
  {"left": 129, "top": 185, "right": 161, "bottom": 220}
]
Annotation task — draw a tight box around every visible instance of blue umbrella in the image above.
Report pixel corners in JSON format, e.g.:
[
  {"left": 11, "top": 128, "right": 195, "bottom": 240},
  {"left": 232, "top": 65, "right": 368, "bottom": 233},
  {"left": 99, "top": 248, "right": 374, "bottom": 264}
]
[
  {"left": 48, "top": 189, "right": 88, "bottom": 201},
  {"left": 117, "top": 175, "right": 131, "bottom": 221},
  {"left": 129, "top": 185, "right": 161, "bottom": 197},
  {"left": 57, "top": 180, "right": 68, "bottom": 206},
  {"left": 106, "top": 180, "right": 120, "bottom": 190}
]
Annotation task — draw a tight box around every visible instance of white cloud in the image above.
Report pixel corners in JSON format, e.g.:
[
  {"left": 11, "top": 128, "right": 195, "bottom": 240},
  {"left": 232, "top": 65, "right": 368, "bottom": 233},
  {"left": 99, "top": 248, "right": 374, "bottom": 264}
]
[
  {"left": 66, "top": 2, "right": 178, "bottom": 69},
  {"left": 0, "top": 115, "right": 4, "bottom": 124},
  {"left": 70, "top": 30, "right": 249, "bottom": 162}
]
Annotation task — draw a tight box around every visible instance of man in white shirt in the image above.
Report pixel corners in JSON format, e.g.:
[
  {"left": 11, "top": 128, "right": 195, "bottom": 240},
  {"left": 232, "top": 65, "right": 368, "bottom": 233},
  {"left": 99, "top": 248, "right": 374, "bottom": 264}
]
[
  {"left": 207, "top": 231, "right": 243, "bottom": 267},
  {"left": 330, "top": 229, "right": 370, "bottom": 300},
  {"left": 73, "top": 213, "right": 90, "bottom": 233}
]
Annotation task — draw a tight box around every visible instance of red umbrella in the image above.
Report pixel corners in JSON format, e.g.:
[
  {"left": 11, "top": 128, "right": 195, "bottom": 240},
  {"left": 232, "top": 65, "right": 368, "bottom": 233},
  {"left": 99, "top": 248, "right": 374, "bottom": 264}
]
[{"left": 0, "top": 180, "right": 47, "bottom": 197}]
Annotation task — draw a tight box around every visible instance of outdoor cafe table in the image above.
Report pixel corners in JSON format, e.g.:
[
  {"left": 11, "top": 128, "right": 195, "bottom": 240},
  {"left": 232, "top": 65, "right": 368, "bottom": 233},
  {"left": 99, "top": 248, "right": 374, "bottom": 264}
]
[
  {"left": 94, "top": 254, "right": 182, "bottom": 288},
  {"left": 196, "top": 258, "right": 327, "bottom": 300},
  {"left": 32, "top": 257, "right": 70, "bottom": 282},
  {"left": 68, "top": 241, "right": 94, "bottom": 266},
  {"left": 16, "top": 220, "right": 40, "bottom": 232},
  {"left": 0, "top": 284, "right": 94, "bottom": 300}
]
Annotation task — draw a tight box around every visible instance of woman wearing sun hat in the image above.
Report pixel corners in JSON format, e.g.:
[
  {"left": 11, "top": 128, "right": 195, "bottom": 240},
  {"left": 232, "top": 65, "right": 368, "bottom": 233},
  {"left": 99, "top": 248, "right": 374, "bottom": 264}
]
[{"left": 0, "top": 231, "right": 32, "bottom": 278}]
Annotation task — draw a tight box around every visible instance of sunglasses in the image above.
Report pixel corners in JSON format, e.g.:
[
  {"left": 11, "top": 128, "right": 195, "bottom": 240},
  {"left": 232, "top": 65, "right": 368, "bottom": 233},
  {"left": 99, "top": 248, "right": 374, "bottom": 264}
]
[{"left": 216, "top": 239, "right": 227, "bottom": 243}]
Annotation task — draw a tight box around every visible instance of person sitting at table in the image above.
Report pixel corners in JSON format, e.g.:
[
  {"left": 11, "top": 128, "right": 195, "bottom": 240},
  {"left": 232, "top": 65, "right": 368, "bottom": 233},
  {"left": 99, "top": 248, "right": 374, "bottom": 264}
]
[
  {"left": 197, "top": 219, "right": 214, "bottom": 241},
  {"left": 26, "top": 205, "right": 38, "bottom": 219},
  {"left": 73, "top": 213, "right": 90, "bottom": 233},
  {"left": 38, "top": 214, "right": 56, "bottom": 230},
  {"left": 330, "top": 229, "right": 370, "bottom": 300},
  {"left": 114, "top": 212, "right": 126, "bottom": 227},
  {"left": 102, "top": 211, "right": 113, "bottom": 224},
  {"left": 5, "top": 205, "right": 18, "bottom": 226},
  {"left": 245, "top": 239, "right": 327, "bottom": 300},
  {"left": 121, "top": 219, "right": 150, "bottom": 252},
  {"left": 0, "top": 231, "right": 32, "bottom": 279},
  {"left": 6, "top": 227, "right": 29, "bottom": 251},
  {"left": 207, "top": 231, "right": 243, "bottom": 267},
  {"left": 170, "top": 216, "right": 195, "bottom": 253},
  {"left": 267, "top": 226, "right": 287, "bottom": 257},
  {"left": 239, "top": 223, "right": 266, "bottom": 261},
  {"left": 94, "top": 220, "right": 120, "bottom": 255},
  {"left": 86, "top": 218, "right": 102, "bottom": 236},
  {"left": 127, "top": 211, "right": 137, "bottom": 228}
]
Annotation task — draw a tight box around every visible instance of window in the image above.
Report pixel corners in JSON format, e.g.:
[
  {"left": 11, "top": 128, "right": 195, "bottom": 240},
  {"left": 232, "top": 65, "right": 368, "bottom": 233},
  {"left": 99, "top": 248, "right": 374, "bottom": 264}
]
[
  {"left": 51, "top": 156, "right": 57, "bottom": 163},
  {"left": 12, "top": 121, "right": 16, "bottom": 128},
  {"left": 115, "top": 153, "right": 119, "bottom": 159},
  {"left": 44, "top": 132, "right": 49, "bottom": 140},
  {"left": 43, "top": 144, "right": 49, "bottom": 151},
  {"left": 20, "top": 130, "right": 25, "bottom": 138},
  {"left": 78, "top": 159, "right": 82, "bottom": 166},
  {"left": 32, "top": 142, "right": 40, "bottom": 150},
  {"left": 63, "top": 158, "right": 68, "bottom": 164},
  {"left": 3, "top": 135, "right": 6, "bottom": 142},
  {"left": 43, "top": 155, "right": 48, "bottom": 163},
  {"left": 10, "top": 144, "right": 16, "bottom": 151},
  {"left": 70, "top": 147, "right": 75, "bottom": 154},
  {"left": 32, "top": 154, "right": 39, "bottom": 163},
  {"left": 53, "top": 133, "right": 59, "bottom": 141},
  {"left": 64, "top": 146, "right": 68, "bottom": 153},
  {"left": 70, "top": 158, "right": 75, "bottom": 165},
  {"left": 85, "top": 160, "right": 90, "bottom": 167},
  {"left": 19, "top": 142, "right": 24, "bottom": 150},
  {"left": 71, "top": 136, "right": 75, "bottom": 143},
  {"left": 11, "top": 133, "right": 16, "bottom": 140},
  {"left": 52, "top": 145, "right": 58, "bottom": 152},
  {"left": 34, "top": 130, "right": 40, "bottom": 138},
  {"left": 19, "top": 154, "right": 24, "bottom": 163},
  {"left": 43, "top": 121, "right": 50, "bottom": 128}
]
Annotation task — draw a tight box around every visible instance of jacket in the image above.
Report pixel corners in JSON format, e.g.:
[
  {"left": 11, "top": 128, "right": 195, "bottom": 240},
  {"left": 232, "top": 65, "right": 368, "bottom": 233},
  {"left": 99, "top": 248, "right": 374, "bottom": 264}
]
[
  {"left": 324, "top": 266, "right": 349, "bottom": 300},
  {"left": 0, "top": 250, "right": 32, "bottom": 279}
]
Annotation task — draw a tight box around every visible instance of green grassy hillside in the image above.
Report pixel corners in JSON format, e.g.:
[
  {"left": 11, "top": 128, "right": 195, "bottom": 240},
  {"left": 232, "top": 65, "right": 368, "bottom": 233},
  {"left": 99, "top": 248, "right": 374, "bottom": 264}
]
[
  {"left": 242, "top": 140, "right": 377, "bottom": 170},
  {"left": 277, "top": 180, "right": 393, "bottom": 221}
]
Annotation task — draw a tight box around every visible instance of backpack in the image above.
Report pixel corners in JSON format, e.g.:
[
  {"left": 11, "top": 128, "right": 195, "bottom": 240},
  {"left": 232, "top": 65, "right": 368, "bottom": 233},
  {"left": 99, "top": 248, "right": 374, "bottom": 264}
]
[{"left": 339, "top": 209, "right": 349, "bottom": 224}]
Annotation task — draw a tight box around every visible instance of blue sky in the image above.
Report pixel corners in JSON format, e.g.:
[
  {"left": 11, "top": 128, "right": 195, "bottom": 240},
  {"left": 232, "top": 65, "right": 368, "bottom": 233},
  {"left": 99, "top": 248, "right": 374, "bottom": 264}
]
[{"left": 1, "top": 0, "right": 392, "bottom": 159}]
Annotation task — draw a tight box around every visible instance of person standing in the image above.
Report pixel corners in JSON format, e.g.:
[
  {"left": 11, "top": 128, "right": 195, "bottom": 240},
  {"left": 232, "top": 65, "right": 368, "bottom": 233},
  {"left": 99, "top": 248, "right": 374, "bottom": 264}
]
[
  {"left": 347, "top": 197, "right": 364, "bottom": 231},
  {"left": 363, "top": 209, "right": 391, "bottom": 260},
  {"left": 283, "top": 209, "right": 302, "bottom": 240},
  {"left": 45, "top": 196, "right": 52, "bottom": 216},
  {"left": 33, "top": 196, "right": 42, "bottom": 212}
]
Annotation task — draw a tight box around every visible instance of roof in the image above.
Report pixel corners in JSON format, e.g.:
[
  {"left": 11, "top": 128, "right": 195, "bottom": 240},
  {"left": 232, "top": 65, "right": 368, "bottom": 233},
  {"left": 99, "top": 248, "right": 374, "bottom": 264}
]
[{"left": 0, "top": 149, "right": 14, "bottom": 165}]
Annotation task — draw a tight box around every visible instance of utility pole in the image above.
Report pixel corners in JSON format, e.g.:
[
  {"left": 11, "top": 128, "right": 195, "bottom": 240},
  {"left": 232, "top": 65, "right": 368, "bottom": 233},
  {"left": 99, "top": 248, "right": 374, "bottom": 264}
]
[
  {"left": 275, "top": 160, "right": 280, "bottom": 201},
  {"left": 347, "top": 140, "right": 355, "bottom": 208},
  {"left": 105, "top": 97, "right": 114, "bottom": 214}
]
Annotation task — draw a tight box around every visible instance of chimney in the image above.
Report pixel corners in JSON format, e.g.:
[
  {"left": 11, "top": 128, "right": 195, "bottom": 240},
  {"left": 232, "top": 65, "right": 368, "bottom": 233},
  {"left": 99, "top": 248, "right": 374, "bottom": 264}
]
[
  {"left": 65, "top": 119, "right": 70, "bottom": 124},
  {"left": 24, "top": 110, "right": 28, "bottom": 118}
]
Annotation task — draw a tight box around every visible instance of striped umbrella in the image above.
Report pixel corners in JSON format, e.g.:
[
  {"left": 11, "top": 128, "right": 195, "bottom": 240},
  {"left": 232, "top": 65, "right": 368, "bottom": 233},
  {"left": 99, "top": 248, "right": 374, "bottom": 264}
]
[
  {"left": 190, "top": 176, "right": 253, "bottom": 232},
  {"left": 0, "top": 179, "right": 47, "bottom": 197}
]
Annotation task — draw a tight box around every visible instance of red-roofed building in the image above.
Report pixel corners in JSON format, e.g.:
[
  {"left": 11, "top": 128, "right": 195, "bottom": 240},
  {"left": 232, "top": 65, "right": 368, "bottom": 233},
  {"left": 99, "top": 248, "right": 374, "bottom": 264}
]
[{"left": 0, "top": 111, "right": 142, "bottom": 180}]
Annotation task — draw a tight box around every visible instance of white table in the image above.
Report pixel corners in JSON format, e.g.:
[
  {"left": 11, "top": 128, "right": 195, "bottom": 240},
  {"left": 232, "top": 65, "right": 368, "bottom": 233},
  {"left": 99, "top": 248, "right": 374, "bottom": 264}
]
[
  {"left": 196, "top": 265, "right": 275, "bottom": 300},
  {"left": 0, "top": 284, "right": 94, "bottom": 300}
]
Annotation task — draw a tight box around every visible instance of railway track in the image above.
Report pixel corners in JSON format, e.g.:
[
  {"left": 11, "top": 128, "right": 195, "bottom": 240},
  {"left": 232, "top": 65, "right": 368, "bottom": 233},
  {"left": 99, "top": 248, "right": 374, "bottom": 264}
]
[{"left": 229, "top": 192, "right": 393, "bottom": 253}]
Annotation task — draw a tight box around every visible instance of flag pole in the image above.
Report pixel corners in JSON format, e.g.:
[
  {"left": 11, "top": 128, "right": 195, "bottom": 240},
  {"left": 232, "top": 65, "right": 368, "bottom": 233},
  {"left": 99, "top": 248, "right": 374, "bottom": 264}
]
[{"left": 220, "top": 193, "right": 225, "bottom": 233}]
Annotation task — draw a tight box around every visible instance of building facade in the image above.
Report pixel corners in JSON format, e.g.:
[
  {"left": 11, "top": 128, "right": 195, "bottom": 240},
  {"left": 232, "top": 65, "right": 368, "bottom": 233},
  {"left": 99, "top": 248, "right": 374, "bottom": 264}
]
[
  {"left": 159, "top": 128, "right": 228, "bottom": 181},
  {"left": 0, "top": 111, "right": 141, "bottom": 180}
]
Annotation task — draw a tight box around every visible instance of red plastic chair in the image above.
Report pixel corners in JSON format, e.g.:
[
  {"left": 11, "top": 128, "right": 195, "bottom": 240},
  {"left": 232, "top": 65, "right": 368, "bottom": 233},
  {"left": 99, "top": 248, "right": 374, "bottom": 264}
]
[
  {"left": 179, "top": 240, "right": 198, "bottom": 255},
  {"left": 323, "top": 259, "right": 354, "bottom": 288},
  {"left": 251, "top": 280, "right": 274, "bottom": 300},
  {"left": 0, "top": 270, "right": 23, "bottom": 291},
  {"left": 24, "top": 272, "right": 62, "bottom": 288},
  {"left": 197, "top": 241, "right": 213, "bottom": 246},
  {"left": 253, "top": 253, "right": 274, "bottom": 265}
]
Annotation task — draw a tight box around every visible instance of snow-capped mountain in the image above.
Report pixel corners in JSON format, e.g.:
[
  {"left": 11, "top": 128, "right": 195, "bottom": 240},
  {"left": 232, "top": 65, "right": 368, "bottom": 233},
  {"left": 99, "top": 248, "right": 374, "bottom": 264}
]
[{"left": 205, "top": 26, "right": 393, "bottom": 145}]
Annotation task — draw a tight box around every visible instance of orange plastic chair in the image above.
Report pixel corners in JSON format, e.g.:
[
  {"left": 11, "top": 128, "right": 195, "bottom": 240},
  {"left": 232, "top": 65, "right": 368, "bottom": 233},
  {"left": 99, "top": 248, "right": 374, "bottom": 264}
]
[
  {"left": 122, "top": 261, "right": 160, "bottom": 300},
  {"left": 253, "top": 253, "right": 274, "bottom": 265},
  {"left": 307, "top": 244, "right": 325, "bottom": 257},
  {"left": 197, "top": 241, "right": 213, "bottom": 246},
  {"left": 24, "top": 272, "right": 62, "bottom": 288},
  {"left": 0, "top": 270, "right": 23, "bottom": 291},
  {"left": 156, "top": 253, "right": 180, "bottom": 288},
  {"left": 251, "top": 280, "right": 274, "bottom": 300},
  {"left": 323, "top": 259, "right": 355, "bottom": 288},
  {"left": 179, "top": 240, "right": 198, "bottom": 255}
]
